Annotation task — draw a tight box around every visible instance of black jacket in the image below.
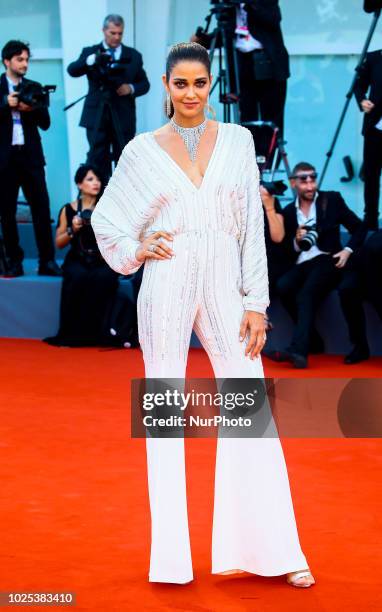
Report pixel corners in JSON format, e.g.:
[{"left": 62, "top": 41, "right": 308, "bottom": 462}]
[
  {"left": 67, "top": 43, "right": 150, "bottom": 132},
  {"left": 0, "top": 73, "right": 50, "bottom": 170},
  {"left": 354, "top": 49, "right": 382, "bottom": 135},
  {"left": 281, "top": 191, "right": 367, "bottom": 263},
  {"left": 245, "top": 0, "right": 290, "bottom": 80},
  {"left": 197, "top": 0, "right": 289, "bottom": 81}
]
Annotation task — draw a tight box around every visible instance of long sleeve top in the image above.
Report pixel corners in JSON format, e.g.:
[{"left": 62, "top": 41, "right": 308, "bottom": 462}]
[{"left": 91, "top": 122, "right": 269, "bottom": 314}]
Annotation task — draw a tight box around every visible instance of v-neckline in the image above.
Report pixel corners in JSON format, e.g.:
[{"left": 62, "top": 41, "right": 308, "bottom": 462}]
[{"left": 149, "top": 121, "right": 222, "bottom": 193}]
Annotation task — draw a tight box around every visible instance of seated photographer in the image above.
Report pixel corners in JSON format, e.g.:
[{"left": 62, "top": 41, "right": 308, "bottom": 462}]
[
  {"left": 266, "top": 162, "right": 367, "bottom": 368},
  {"left": 338, "top": 229, "right": 382, "bottom": 364},
  {"left": 259, "top": 184, "right": 292, "bottom": 330},
  {"left": 67, "top": 14, "right": 150, "bottom": 183},
  {"left": 0, "top": 40, "right": 61, "bottom": 277},
  {"left": 43, "top": 165, "right": 119, "bottom": 347}
]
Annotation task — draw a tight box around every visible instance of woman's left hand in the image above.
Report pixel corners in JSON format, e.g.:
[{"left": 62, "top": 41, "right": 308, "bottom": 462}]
[{"left": 239, "top": 311, "right": 267, "bottom": 359}]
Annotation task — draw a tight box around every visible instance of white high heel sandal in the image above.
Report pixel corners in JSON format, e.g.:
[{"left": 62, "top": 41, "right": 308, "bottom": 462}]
[{"left": 286, "top": 569, "right": 316, "bottom": 587}]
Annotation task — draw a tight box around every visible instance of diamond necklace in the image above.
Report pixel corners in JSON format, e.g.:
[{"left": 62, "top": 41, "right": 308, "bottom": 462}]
[{"left": 170, "top": 116, "right": 208, "bottom": 162}]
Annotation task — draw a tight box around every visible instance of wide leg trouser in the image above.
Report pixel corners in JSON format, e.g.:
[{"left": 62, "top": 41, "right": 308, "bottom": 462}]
[{"left": 137, "top": 232, "right": 309, "bottom": 583}]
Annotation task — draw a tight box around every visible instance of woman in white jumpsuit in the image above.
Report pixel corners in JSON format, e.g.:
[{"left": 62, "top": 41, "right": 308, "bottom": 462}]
[{"left": 91, "top": 42, "right": 315, "bottom": 588}]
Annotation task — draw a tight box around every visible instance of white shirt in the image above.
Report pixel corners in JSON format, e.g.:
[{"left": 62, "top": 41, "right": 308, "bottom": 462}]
[
  {"left": 7, "top": 76, "right": 25, "bottom": 146},
  {"left": 86, "top": 42, "right": 135, "bottom": 94},
  {"left": 235, "top": 3, "right": 263, "bottom": 53},
  {"left": 375, "top": 117, "right": 382, "bottom": 130},
  {"left": 102, "top": 40, "right": 122, "bottom": 60}
]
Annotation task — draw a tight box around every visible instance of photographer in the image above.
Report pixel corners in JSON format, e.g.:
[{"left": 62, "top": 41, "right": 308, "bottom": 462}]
[
  {"left": 354, "top": 48, "right": 382, "bottom": 230},
  {"left": 44, "top": 164, "right": 119, "bottom": 347},
  {"left": 236, "top": 1, "right": 289, "bottom": 134},
  {"left": 193, "top": 1, "right": 289, "bottom": 145},
  {"left": 259, "top": 184, "right": 291, "bottom": 294},
  {"left": 338, "top": 229, "right": 382, "bottom": 364},
  {"left": 259, "top": 184, "right": 292, "bottom": 332},
  {"left": 0, "top": 40, "right": 61, "bottom": 277},
  {"left": 67, "top": 14, "right": 150, "bottom": 183},
  {"left": 266, "top": 162, "right": 367, "bottom": 368}
]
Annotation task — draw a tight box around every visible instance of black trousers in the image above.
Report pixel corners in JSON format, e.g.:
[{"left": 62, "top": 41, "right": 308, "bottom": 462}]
[
  {"left": 338, "top": 267, "right": 368, "bottom": 349},
  {"left": 363, "top": 127, "right": 382, "bottom": 230},
  {"left": 0, "top": 147, "right": 54, "bottom": 265},
  {"left": 339, "top": 231, "right": 382, "bottom": 348},
  {"left": 237, "top": 50, "right": 287, "bottom": 157},
  {"left": 276, "top": 254, "right": 341, "bottom": 356},
  {"left": 86, "top": 106, "right": 134, "bottom": 184}
]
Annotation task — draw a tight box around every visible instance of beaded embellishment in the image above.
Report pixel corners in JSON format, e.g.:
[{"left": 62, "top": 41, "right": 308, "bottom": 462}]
[{"left": 170, "top": 117, "right": 208, "bottom": 162}]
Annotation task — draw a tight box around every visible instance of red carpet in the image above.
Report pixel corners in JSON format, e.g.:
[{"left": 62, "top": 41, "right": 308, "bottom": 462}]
[{"left": 0, "top": 338, "right": 381, "bottom": 611}]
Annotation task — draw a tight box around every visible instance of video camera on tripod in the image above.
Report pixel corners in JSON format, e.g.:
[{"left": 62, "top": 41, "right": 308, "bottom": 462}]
[
  {"left": 91, "top": 49, "right": 131, "bottom": 88},
  {"left": 14, "top": 81, "right": 56, "bottom": 110}
]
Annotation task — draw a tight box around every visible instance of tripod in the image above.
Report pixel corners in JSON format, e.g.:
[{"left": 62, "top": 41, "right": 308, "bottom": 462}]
[
  {"left": 319, "top": 8, "right": 381, "bottom": 188},
  {"left": 242, "top": 120, "right": 295, "bottom": 200},
  {"left": 86, "top": 87, "right": 126, "bottom": 182}
]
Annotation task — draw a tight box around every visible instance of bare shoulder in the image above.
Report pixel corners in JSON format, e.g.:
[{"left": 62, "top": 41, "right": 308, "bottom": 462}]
[
  {"left": 152, "top": 123, "right": 173, "bottom": 144},
  {"left": 207, "top": 119, "right": 219, "bottom": 134}
]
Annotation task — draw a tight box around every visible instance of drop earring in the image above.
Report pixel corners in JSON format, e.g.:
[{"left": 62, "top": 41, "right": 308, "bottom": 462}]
[
  {"left": 206, "top": 94, "right": 216, "bottom": 119},
  {"left": 166, "top": 92, "right": 172, "bottom": 117}
]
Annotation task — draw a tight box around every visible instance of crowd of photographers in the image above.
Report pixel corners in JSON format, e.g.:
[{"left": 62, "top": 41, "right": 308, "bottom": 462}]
[{"left": 0, "top": 5, "right": 381, "bottom": 363}]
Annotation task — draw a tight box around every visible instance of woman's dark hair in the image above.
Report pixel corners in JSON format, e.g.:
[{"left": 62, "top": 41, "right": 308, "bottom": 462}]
[
  {"left": 74, "top": 164, "right": 102, "bottom": 186},
  {"left": 1, "top": 40, "right": 30, "bottom": 65},
  {"left": 164, "top": 42, "right": 211, "bottom": 118}
]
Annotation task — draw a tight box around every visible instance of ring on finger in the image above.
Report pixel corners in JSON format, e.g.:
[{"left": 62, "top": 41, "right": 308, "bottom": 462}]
[{"left": 148, "top": 243, "right": 157, "bottom": 253}]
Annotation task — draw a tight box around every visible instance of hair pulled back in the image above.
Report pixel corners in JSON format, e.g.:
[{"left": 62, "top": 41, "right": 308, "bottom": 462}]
[{"left": 164, "top": 42, "right": 211, "bottom": 119}]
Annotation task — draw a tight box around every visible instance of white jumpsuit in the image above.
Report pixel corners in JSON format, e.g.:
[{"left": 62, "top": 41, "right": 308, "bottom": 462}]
[{"left": 91, "top": 122, "right": 309, "bottom": 583}]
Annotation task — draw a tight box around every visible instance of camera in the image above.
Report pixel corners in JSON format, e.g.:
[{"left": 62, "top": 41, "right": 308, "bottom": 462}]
[
  {"left": 77, "top": 208, "right": 93, "bottom": 226},
  {"left": 260, "top": 179, "right": 288, "bottom": 197},
  {"left": 92, "top": 50, "right": 130, "bottom": 87},
  {"left": 297, "top": 224, "right": 319, "bottom": 251},
  {"left": 15, "top": 81, "right": 56, "bottom": 110}
]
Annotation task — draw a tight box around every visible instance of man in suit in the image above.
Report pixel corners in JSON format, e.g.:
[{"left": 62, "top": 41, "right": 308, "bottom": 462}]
[
  {"left": 338, "top": 229, "right": 382, "bottom": 364},
  {"left": 192, "top": 1, "right": 289, "bottom": 156},
  {"left": 67, "top": 14, "right": 150, "bottom": 183},
  {"left": 266, "top": 162, "right": 367, "bottom": 368},
  {"left": 0, "top": 40, "right": 61, "bottom": 277},
  {"left": 236, "top": 1, "right": 289, "bottom": 136},
  {"left": 354, "top": 49, "right": 382, "bottom": 230}
]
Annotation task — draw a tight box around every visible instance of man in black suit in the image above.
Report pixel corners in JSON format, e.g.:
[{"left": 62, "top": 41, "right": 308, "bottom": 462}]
[
  {"left": 354, "top": 49, "right": 382, "bottom": 230},
  {"left": 266, "top": 162, "right": 367, "bottom": 368},
  {"left": 338, "top": 230, "right": 382, "bottom": 364},
  {"left": 0, "top": 40, "right": 61, "bottom": 277},
  {"left": 193, "top": 1, "right": 289, "bottom": 156},
  {"left": 236, "top": 1, "right": 289, "bottom": 136},
  {"left": 67, "top": 14, "right": 150, "bottom": 183}
]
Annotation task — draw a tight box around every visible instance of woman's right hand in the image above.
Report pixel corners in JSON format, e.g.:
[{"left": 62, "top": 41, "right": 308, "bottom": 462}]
[
  {"left": 72, "top": 214, "right": 83, "bottom": 233},
  {"left": 135, "top": 231, "right": 174, "bottom": 262}
]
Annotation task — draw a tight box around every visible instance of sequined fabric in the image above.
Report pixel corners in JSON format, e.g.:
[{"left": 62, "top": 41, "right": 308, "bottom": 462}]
[{"left": 91, "top": 122, "right": 309, "bottom": 583}]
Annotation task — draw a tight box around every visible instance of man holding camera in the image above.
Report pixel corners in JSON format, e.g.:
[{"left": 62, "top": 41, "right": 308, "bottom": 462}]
[
  {"left": 354, "top": 48, "right": 382, "bottom": 230},
  {"left": 67, "top": 14, "right": 150, "bottom": 183},
  {"left": 0, "top": 40, "right": 60, "bottom": 277},
  {"left": 266, "top": 163, "right": 367, "bottom": 368}
]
